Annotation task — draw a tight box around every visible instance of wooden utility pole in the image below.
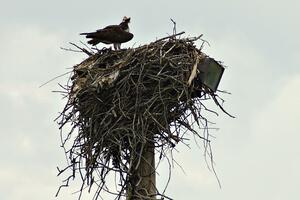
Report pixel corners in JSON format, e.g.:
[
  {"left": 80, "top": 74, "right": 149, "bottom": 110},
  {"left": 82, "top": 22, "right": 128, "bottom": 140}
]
[{"left": 127, "top": 140, "right": 156, "bottom": 200}]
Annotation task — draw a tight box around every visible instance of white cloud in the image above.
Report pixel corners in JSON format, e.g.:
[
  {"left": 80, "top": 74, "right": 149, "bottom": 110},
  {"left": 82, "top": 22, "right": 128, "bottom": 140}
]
[
  {"left": 250, "top": 74, "right": 300, "bottom": 144},
  {"left": 0, "top": 24, "right": 76, "bottom": 200},
  {"left": 0, "top": 24, "right": 82, "bottom": 85},
  {"left": 214, "top": 74, "right": 300, "bottom": 200}
]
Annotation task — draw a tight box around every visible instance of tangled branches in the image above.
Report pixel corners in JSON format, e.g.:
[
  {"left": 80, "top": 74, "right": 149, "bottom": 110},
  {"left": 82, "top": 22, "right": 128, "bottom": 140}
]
[{"left": 56, "top": 33, "right": 230, "bottom": 200}]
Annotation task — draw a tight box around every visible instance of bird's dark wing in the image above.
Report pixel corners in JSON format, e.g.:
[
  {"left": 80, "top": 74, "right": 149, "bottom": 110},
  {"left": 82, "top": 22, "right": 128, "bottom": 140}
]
[
  {"left": 101, "top": 25, "right": 120, "bottom": 31},
  {"left": 80, "top": 27, "right": 133, "bottom": 46}
]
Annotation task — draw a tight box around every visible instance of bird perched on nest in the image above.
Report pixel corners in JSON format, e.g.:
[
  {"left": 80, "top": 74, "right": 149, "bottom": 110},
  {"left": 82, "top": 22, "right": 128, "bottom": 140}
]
[{"left": 80, "top": 16, "right": 133, "bottom": 50}]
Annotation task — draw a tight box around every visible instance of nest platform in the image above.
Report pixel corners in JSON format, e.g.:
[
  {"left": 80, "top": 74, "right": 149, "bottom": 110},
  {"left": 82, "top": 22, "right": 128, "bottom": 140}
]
[{"left": 57, "top": 33, "right": 227, "bottom": 199}]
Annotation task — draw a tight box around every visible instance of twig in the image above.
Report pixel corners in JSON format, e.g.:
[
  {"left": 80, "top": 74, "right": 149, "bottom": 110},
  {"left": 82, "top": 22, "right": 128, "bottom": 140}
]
[
  {"left": 155, "top": 31, "right": 185, "bottom": 43},
  {"left": 187, "top": 55, "right": 199, "bottom": 86},
  {"left": 200, "top": 37, "right": 210, "bottom": 50},
  {"left": 60, "top": 47, "right": 82, "bottom": 53},
  {"left": 39, "top": 71, "right": 72, "bottom": 88},
  {"left": 80, "top": 41, "right": 94, "bottom": 53},
  {"left": 69, "top": 42, "right": 93, "bottom": 56},
  {"left": 211, "top": 94, "right": 235, "bottom": 118},
  {"left": 170, "top": 18, "right": 176, "bottom": 35}
]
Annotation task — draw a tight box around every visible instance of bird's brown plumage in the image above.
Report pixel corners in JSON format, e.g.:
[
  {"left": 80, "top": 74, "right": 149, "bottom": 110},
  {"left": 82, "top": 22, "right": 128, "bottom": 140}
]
[{"left": 80, "top": 16, "right": 133, "bottom": 50}]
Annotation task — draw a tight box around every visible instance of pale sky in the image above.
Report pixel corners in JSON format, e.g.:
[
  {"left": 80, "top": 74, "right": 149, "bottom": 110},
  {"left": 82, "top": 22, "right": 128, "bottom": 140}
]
[{"left": 1, "top": 0, "right": 300, "bottom": 200}]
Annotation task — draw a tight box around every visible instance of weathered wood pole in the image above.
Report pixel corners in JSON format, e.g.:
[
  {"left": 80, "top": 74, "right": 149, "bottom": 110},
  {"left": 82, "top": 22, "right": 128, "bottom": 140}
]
[{"left": 127, "top": 140, "right": 156, "bottom": 200}]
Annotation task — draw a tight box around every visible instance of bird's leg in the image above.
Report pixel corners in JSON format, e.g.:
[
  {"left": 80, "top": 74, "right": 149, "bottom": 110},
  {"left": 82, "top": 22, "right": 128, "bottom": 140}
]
[
  {"left": 113, "top": 43, "right": 117, "bottom": 50},
  {"left": 117, "top": 44, "right": 121, "bottom": 50}
]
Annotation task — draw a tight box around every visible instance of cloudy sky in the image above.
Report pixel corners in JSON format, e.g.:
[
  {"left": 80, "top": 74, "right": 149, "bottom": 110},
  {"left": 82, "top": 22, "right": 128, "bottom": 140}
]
[{"left": 1, "top": 0, "right": 299, "bottom": 199}]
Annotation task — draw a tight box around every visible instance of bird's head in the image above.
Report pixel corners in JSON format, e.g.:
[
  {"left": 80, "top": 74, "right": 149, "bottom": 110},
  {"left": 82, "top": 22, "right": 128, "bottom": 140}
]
[{"left": 122, "top": 16, "right": 131, "bottom": 23}]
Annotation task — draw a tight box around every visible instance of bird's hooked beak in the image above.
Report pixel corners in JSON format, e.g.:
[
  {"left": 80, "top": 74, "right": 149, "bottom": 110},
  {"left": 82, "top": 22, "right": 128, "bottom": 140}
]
[{"left": 122, "top": 16, "right": 131, "bottom": 23}]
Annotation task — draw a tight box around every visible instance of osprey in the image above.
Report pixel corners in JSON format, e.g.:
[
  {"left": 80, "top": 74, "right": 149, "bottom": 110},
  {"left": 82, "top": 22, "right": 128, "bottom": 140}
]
[{"left": 80, "top": 16, "right": 133, "bottom": 50}]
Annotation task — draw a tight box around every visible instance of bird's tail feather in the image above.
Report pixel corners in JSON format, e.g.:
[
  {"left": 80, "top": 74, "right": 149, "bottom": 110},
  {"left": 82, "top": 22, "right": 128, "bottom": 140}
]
[{"left": 80, "top": 32, "right": 98, "bottom": 39}]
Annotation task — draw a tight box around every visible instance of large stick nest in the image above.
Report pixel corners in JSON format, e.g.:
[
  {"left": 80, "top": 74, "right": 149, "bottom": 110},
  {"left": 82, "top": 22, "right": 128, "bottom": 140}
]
[{"left": 57, "top": 33, "right": 229, "bottom": 199}]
